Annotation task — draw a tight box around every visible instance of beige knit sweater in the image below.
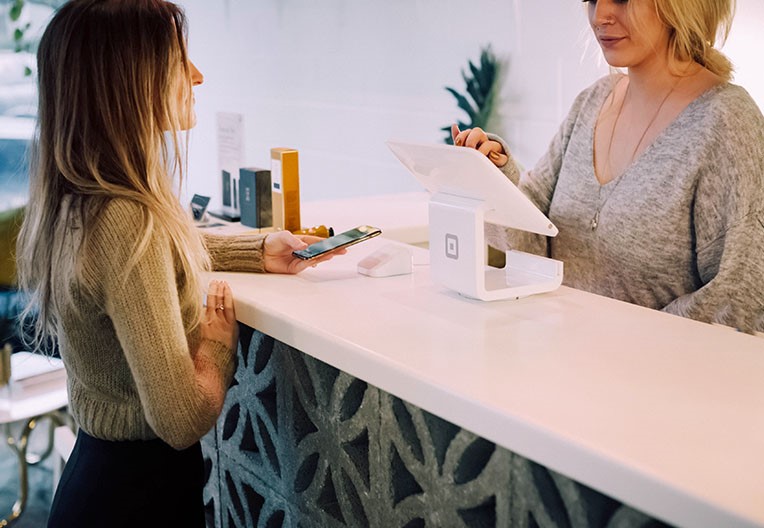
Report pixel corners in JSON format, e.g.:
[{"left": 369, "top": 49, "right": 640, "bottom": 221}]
[{"left": 54, "top": 197, "right": 265, "bottom": 449}]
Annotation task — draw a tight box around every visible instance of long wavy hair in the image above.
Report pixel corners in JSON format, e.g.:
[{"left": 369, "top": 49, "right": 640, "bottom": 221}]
[{"left": 17, "top": 0, "right": 209, "bottom": 352}]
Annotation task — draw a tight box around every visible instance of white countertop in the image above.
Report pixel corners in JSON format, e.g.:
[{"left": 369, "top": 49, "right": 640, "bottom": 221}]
[{"left": 212, "top": 235, "right": 764, "bottom": 528}]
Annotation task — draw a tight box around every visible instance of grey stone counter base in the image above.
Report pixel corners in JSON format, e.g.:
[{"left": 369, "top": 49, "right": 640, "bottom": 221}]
[{"left": 202, "top": 325, "right": 670, "bottom": 528}]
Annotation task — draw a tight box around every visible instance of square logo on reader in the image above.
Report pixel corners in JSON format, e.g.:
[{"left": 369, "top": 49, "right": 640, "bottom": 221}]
[{"left": 445, "top": 234, "right": 459, "bottom": 260}]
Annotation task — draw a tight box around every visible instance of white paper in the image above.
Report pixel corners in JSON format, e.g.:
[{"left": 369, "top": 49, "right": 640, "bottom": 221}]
[{"left": 216, "top": 112, "right": 244, "bottom": 209}]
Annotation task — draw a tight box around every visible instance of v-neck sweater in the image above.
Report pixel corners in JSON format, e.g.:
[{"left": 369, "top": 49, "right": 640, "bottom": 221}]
[{"left": 489, "top": 75, "right": 764, "bottom": 334}]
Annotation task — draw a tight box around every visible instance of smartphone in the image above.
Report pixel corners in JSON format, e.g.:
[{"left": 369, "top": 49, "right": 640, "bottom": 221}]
[{"left": 292, "top": 225, "right": 382, "bottom": 260}]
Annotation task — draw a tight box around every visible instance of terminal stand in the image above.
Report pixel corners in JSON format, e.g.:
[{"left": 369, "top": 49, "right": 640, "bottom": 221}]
[{"left": 429, "top": 192, "right": 562, "bottom": 301}]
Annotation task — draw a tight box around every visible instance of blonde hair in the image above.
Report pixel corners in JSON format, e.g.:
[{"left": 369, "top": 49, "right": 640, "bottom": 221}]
[
  {"left": 651, "top": 0, "right": 736, "bottom": 81},
  {"left": 17, "top": 0, "right": 209, "bottom": 352}
]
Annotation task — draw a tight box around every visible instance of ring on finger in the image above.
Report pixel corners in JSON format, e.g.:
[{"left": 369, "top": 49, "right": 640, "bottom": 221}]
[{"left": 215, "top": 304, "right": 225, "bottom": 312}]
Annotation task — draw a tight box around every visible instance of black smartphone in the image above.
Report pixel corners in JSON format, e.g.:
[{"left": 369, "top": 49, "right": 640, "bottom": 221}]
[{"left": 292, "top": 225, "right": 382, "bottom": 260}]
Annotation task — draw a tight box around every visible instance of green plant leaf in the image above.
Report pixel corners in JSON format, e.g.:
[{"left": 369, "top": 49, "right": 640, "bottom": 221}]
[
  {"left": 445, "top": 87, "right": 477, "bottom": 122},
  {"left": 24, "top": 66, "right": 32, "bottom": 77},
  {"left": 482, "top": 51, "right": 495, "bottom": 71},
  {"left": 464, "top": 74, "right": 483, "bottom": 108},
  {"left": 13, "top": 28, "right": 24, "bottom": 42},
  {"left": 468, "top": 60, "right": 485, "bottom": 90},
  {"left": 441, "top": 125, "right": 454, "bottom": 145},
  {"left": 442, "top": 45, "right": 501, "bottom": 142},
  {"left": 10, "top": 0, "right": 24, "bottom": 22}
]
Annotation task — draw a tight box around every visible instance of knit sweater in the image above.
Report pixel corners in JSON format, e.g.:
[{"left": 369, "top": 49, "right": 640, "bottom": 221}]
[
  {"left": 54, "top": 197, "right": 266, "bottom": 449},
  {"left": 489, "top": 75, "right": 764, "bottom": 334}
]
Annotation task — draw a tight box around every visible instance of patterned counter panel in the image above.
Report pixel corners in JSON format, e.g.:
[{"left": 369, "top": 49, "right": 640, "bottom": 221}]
[{"left": 202, "top": 325, "right": 669, "bottom": 528}]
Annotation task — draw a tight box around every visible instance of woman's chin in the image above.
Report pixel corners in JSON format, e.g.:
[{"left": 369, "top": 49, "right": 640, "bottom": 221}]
[{"left": 598, "top": 48, "right": 627, "bottom": 69}]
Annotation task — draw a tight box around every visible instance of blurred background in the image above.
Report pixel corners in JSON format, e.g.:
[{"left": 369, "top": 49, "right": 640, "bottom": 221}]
[{"left": 1, "top": 0, "right": 763, "bottom": 210}]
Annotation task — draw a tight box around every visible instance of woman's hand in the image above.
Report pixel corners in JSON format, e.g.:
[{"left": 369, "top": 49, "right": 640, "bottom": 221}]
[
  {"left": 451, "top": 124, "right": 509, "bottom": 168},
  {"left": 202, "top": 280, "right": 238, "bottom": 351},
  {"left": 263, "top": 230, "right": 346, "bottom": 274}
]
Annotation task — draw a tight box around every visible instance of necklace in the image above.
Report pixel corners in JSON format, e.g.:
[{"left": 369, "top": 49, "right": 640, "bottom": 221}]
[{"left": 591, "top": 77, "right": 680, "bottom": 230}]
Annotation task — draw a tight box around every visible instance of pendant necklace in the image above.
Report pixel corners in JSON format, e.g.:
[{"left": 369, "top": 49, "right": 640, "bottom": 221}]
[{"left": 591, "top": 77, "right": 680, "bottom": 231}]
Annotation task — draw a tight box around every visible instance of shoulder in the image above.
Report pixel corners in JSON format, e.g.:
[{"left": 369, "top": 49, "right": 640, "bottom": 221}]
[
  {"left": 706, "top": 83, "right": 762, "bottom": 114},
  {"left": 95, "top": 198, "right": 145, "bottom": 232},
  {"left": 551, "top": 74, "right": 618, "bottom": 143},
  {"left": 557, "top": 74, "right": 620, "bottom": 133},
  {"left": 569, "top": 74, "right": 620, "bottom": 112},
  {"left": 691, "top": 85, "right": 764, "bottom": 223},
  {"left": 89, "top": 198, "right": 168, "bottom": 263},
  {"left": 584, "top": 74, "right": 621, "bottom": 97},
  {"left": 686, "top": 83, "right": 764, "bottom": 139},
  {"left": 697, "top": 85, "right": 764, "bottom": 178}
]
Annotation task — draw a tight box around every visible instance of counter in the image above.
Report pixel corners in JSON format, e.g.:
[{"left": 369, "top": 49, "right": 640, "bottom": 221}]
[{"left": 199, "top": 232, "right": 763, "bottom": 528}]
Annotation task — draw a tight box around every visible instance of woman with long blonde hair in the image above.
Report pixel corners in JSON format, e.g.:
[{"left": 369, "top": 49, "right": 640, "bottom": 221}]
[
  {"left": 453, "top": 0, "right": 764, "bottom": 333},
  {"left": 17, "top": 1, "right": 337, "bottom": 525}
]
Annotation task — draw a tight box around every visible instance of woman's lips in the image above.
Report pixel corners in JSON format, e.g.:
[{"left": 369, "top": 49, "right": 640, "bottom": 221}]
[{"left": 598, "top": 36, "right": 625, "bottom": 48}]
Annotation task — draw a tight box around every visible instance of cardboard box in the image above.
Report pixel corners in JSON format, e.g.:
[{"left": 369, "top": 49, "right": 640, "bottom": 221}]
[{"left": 270, "top": 148, "right": 300, "bottom": 232}]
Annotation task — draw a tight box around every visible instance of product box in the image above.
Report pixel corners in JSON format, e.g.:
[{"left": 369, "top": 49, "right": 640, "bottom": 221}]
[
  {"left": 221, "top": 169, "right": 241, "bottom": 211},
  {"left": 270, "top": 148, "right": 300, "bottom": 232},
  {"left": 239, "top": 167, "right": 272, "bottom": 228},
  {"left": 209, "top": 169, "right": 240, "bottom": 222},
  {"left": 222, "top": 170, "right": 232, "bottom": 207}
]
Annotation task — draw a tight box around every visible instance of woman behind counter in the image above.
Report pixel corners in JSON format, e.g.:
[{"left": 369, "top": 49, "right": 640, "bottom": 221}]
[
  {"left": 454, "top": 0, "right": 764, "bottom": 334},
  {"left": 16, "top": 0, "right": 339, "bottom": 526}
]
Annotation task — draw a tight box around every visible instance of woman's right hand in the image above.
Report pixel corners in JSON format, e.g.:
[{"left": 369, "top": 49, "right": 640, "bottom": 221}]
[
  {"left": 451, "top": 124, "right": 509, "bottom": 168},
  {"left": 202, "top": 280, "right": 238, "bottom": 352}
]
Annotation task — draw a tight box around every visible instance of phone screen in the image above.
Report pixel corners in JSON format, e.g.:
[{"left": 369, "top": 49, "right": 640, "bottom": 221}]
[{"left": 292, "top": 225, "right": 382, "bottom": 260}]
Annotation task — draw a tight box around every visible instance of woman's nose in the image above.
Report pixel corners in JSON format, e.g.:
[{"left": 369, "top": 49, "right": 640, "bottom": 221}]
[
  {"left": 189, "top": 60, "right": 204, "bottom": 86},
  {"left": 593, "top": 0, "right": 616, "bottom": 28}
]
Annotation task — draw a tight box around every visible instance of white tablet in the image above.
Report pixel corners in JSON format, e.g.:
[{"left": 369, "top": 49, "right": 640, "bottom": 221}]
[{"left": 386, "top": 140, "right": 557, "bottom": 237}]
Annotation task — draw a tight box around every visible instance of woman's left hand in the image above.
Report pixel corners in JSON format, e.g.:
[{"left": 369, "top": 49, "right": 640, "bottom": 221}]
[{"left": 263, "top": 230, "right": 346, "bottom": 274}]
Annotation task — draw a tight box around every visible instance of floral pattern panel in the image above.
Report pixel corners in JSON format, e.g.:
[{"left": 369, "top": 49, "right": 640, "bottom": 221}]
[{"left": 201, "top": 326, "right": 669, "bottom": 528}]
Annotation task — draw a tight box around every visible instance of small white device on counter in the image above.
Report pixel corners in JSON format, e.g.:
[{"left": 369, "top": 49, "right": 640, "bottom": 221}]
[
  {"left": 386, "top": 140, "right": 562, "bottom": 301},
  {"left": 357, "top": 244, "right": 413, "bottom": 278}
]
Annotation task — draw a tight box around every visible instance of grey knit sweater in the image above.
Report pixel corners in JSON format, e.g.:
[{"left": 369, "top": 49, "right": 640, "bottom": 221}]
[
  {"left": 54, "top": 197, "right": 266, "bottom": 448},
  {"left": 489, "top": 75, "right": 764, "bottom": 334}
]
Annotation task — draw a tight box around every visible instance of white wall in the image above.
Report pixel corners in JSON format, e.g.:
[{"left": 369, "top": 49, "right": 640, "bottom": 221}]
[{"left": 179, "top": 0, "right": 764, "bottom": 207}]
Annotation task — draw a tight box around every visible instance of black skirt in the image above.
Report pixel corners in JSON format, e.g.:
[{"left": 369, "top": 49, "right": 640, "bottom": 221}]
[{"left": 47, "top": 429, "right": 205, "bottom": 528}]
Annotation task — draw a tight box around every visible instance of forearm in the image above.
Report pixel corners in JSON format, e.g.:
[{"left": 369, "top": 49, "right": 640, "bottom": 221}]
[
  {"left": 662, "top": 216, "right": 764, "bottom": 335},
  {"left": 141, "top": 339, "right": 235, "bottom": 451},
  {"left": 192, "top": 338, "right": 237, "bottom": 421},
  {"left": 203, "top": 232, "right": 267, "bottom": 272},
  {"left": 486, "top": 133, "right": 521, "bottom": 185}
]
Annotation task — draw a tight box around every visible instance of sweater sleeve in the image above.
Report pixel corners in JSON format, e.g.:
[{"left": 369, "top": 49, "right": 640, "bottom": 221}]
[
  {"left": 663, "top": 213, "right": 764, "bottom": 333},
  {"left": 202, "top": 232, "right": 267, "bottom": 272},
  {"left": 484, "top": 81, "right": 597, "bottom": 256},
  {"left": 91, "top": 200, "right": 236, "bottom": 449},
  {"left": 662, "top": 92, "right": 764, "bottom": 334}
]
